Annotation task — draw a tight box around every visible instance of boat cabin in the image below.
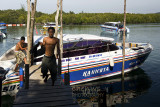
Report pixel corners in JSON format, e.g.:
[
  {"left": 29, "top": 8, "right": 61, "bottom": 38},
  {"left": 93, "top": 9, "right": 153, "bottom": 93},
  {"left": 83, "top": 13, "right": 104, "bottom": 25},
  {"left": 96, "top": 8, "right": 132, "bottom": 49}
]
[
  {"left": 104, "top": 22, "right": 124, "bottom": 29},
  {"left": 63, "top": 40, "right": 119, "bottom": 58}
]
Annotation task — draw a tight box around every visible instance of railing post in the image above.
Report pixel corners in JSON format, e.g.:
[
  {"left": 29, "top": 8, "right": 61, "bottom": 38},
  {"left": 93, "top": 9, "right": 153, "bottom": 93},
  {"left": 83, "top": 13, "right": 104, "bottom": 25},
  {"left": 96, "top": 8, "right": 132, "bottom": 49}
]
[
  {"left": 64, "top": 72, "right": 70, "bottom": 85},
  {"left": 0, "top": 78, "right": 2, "bottom": 107}
]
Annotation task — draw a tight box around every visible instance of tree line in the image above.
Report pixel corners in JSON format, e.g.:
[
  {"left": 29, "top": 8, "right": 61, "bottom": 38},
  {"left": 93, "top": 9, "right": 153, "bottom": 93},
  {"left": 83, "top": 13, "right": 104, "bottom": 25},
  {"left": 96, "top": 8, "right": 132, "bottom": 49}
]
[{"left": 0, "top": 8, "right": 160, "bottom": 25}]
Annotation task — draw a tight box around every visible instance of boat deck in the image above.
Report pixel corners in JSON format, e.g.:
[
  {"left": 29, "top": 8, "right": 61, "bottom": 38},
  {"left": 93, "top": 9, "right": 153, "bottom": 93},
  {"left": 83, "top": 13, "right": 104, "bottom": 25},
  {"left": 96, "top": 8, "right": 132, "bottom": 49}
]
[{"left": 13, "top": 65, "right": 79, "bottom": 107}]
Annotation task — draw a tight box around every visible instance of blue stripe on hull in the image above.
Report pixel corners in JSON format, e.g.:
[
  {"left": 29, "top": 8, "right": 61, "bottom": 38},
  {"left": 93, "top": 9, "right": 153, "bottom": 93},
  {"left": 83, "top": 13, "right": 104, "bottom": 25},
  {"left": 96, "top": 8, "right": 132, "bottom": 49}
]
[{"left": 61, "top": 52, "right": 150, "bottom": 85}]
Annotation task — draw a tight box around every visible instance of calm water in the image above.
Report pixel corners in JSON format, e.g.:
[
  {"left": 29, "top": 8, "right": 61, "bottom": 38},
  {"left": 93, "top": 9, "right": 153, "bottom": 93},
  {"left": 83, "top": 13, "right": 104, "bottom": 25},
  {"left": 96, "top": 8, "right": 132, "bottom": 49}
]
[{"left": 1, "top": 24, "right": 160, "bottom": 107}]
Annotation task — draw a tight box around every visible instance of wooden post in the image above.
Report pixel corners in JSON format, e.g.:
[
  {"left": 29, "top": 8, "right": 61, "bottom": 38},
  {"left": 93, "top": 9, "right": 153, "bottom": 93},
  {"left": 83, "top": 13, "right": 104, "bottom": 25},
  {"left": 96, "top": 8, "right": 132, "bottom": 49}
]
[
  {"left": 25, "top": 0, "right": 31, "bottom": 89},
  {"left": 55, "top": 0, "right": 60, "bottom": 38},
  {"left": 54, "top": 0, "right": 60, "bottom": 59},
  {"left": 122, "top": 0, "right": 127, "bottom": 104},
  {"left": 55, "top": 0, "right": 61, "bottom": 75},
  {"left": 0, "top": 78, "right": 2, "bottom": 107},
  {"left": 60, "top": 0, "right": 63, "bottom": 58},
  {"left": 30, "top": 1, "right": 37, "bottom": 65},
  {"left": 57, "top": 0, "right": 63, "bottom": 75}
]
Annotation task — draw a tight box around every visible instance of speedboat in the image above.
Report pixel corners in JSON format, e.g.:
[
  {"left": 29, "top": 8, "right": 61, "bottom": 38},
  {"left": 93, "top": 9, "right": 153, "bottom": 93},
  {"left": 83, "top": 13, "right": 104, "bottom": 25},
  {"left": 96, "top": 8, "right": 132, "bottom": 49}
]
[
  {"left": 32, "top": 34, "right": 152, "bottom": 85},
  {"left": 0, "top": 23, "right": 7, "bottom": 35},
  {"left": 40, "top": 22, "right": 61, "bottom": 35},
  {"left": 100, "top": 22, "right": 130, "bottom": 34},
  {"left": 0, "top": 23, "right": 7, "bottom": 39},
  {"left": 0, "top": 46, "right": 20, "bottom": 96},
  {"left": 0, "top": 34, "right": 152, "bottom": 96}
]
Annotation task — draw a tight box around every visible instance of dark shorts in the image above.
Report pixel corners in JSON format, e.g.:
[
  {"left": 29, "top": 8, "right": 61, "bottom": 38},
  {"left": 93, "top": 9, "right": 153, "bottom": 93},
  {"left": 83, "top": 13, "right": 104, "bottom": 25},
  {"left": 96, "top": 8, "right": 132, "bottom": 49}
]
[{"left": 41, "top": 55, "right": 57, "bottom": 81}]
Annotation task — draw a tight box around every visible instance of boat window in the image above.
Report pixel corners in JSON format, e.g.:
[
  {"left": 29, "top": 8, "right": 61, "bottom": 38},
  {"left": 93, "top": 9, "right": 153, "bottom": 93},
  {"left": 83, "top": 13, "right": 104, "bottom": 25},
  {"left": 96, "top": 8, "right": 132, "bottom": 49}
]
[
  {"left": 104, "top": 23, "right": 113, "bottom": 26},
  {"left": 63, "top": 41, "right": 119, "bottom": 58}
]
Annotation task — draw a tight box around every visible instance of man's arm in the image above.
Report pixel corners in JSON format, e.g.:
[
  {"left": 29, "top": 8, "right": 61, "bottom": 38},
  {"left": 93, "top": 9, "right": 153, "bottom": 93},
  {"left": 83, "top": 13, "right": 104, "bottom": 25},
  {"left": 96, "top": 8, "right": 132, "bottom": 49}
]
[
  {"left": 18, "top": 43, "right": 27, "bottom": 51},
  {"left": 39, "top": 37, "right": 46, "bottom": 46}
]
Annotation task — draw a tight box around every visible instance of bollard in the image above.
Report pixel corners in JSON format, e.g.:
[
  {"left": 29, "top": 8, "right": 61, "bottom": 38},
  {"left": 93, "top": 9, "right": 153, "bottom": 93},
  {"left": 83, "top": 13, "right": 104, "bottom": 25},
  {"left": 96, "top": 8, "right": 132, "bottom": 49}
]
[
  {"left": 0, "top": 78, "right": 2, "bottom": 107},
  {"left": 25, "top": 64, "right": 29, "bottom": 89},
  {"left": 98, "top": 89, "right": 107, "bottom": 107},
  {"left": 64, "top": 72, "right": 70, "bottom": 85},
  {"left": 19, "top": 67, "right": 24, "bottom": 87}
]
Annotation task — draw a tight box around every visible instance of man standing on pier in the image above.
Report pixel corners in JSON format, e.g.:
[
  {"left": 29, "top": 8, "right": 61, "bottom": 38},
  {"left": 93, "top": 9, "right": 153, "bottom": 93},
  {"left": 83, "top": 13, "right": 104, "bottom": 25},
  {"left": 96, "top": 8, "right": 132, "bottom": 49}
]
[{"left": 40, "top": 27, "right": 60, "bottom": 86}]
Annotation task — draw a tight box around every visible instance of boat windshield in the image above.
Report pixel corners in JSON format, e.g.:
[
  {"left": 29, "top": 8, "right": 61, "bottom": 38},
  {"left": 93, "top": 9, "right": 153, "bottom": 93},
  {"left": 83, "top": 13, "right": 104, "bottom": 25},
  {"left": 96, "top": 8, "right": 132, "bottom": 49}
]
[
  {"left": 119, "top": 24, "right": 124, "bottom": 29},
  {"left": 104, "top": 23, "right": 114, "bottom": 26}
]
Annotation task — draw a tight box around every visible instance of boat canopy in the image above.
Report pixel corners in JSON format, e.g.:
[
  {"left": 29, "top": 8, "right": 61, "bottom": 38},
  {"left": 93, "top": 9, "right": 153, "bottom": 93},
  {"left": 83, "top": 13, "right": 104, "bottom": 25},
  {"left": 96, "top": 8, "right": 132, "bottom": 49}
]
[
  {"left": 15, "top": 34, "right": 114, "bottom": 44},
  {"left": 104, "top": 22, "right": 121, "bottom": 27},
  {"left": 45, "top": 22, "right": 56, "bottom": 25},
  {"left": 63, "top": 34, "right": 114, "bottom": 43}
]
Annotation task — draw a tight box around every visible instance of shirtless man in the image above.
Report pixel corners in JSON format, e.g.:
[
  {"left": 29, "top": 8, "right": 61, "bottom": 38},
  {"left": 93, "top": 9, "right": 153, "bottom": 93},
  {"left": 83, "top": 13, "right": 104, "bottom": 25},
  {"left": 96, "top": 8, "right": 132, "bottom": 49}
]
[
  {"left": 14, "top": 36, "right": 27, "bottom": 71},
  {"left": 40, "top": 27, "right": 60, "bottom": 86}
]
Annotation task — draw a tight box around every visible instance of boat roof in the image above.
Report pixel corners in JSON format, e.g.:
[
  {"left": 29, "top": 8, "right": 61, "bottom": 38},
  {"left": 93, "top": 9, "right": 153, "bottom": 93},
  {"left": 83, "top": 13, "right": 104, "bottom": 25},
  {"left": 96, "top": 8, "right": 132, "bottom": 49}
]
[
  {"left": 44, "top": 22, "right": 56, "bottom": 25},
  {"left": 15, "top": 34, "right": 114, "bottom": 44},
  {"left": 105, "top": 22, "right": 121, "bottom": 24},
  {"left": 46, "top": 22, "right": 56, "bottom": 24},
  {"left": 62, "top": 34, "right": 114, "bottom": 42}
]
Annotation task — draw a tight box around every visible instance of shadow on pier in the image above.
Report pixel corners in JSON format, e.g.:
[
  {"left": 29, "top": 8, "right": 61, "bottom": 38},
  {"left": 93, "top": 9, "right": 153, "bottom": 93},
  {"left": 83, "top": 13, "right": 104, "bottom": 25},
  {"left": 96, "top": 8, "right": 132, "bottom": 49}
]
[{"left": 13, "top": 65, "right": 78, "bottom": 107}]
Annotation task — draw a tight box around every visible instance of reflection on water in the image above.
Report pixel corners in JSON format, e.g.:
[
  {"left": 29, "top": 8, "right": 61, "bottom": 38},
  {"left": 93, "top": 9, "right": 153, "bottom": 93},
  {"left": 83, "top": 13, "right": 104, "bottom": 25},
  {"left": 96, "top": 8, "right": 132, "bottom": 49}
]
[
  {"left": 72, "top": 68, "right": 151, "bottom": 107},
  {"left": 100, "top": 31, "right": 129, "bottom": 43}
]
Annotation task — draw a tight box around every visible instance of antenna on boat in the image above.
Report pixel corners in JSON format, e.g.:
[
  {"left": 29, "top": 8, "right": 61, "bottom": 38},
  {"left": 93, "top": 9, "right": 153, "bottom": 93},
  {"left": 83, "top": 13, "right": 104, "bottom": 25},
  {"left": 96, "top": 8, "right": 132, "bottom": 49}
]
[{"left": 122, "top": 0, "right": 126, "bottom": 104}]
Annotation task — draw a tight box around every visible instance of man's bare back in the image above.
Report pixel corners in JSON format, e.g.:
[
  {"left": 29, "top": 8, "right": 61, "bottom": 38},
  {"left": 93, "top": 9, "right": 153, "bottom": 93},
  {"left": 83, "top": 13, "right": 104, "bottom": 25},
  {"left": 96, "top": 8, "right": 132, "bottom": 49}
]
[{"left": 43, "top": 37, "right": 59, "bottom": 57}]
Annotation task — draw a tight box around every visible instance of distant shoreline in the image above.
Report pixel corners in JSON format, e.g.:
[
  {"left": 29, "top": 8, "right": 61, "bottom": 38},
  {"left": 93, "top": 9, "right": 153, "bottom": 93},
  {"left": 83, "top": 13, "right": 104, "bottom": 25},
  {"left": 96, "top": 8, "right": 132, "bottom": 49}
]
[{"left": 0, "top": 9, "right": 160, "bottom": 25}]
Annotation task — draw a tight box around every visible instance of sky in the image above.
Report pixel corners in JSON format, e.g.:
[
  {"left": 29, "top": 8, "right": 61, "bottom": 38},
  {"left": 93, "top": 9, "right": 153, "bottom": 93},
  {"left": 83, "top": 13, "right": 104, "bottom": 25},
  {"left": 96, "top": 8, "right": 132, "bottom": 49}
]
[{"left": 0, "top": 0, "right": 160, "bottom": 14}]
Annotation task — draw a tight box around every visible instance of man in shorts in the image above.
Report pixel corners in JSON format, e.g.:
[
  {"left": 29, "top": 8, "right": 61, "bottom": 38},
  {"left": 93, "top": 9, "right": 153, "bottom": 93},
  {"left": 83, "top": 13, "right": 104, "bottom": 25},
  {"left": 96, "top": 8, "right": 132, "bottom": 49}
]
[
  {"left": 40, "top": 27, "right": 60, "bottom": 86},
  {"left": 14, "top": 36, "right": 27, "bottom": 71}
]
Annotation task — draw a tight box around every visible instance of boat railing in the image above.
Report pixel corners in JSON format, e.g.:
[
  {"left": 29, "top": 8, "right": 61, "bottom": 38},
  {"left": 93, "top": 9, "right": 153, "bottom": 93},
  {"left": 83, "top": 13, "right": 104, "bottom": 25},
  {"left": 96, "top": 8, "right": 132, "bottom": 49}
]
[{"left": 115, "top": 42, "right": 138, "bottom": 48}]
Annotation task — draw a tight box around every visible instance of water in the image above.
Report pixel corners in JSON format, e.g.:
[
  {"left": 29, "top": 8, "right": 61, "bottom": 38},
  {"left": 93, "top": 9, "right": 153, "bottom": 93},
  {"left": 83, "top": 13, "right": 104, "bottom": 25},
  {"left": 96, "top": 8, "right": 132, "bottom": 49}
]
[{"left": 0, "top": 24, "right": 160, "bottom": 107}]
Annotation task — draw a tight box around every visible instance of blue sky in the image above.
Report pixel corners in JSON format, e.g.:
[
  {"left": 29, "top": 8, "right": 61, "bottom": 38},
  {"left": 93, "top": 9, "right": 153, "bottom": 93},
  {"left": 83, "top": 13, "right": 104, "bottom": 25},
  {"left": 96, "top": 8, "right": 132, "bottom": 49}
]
[{"left": 1, "top": 0, "right": 159, "bottom": 13}]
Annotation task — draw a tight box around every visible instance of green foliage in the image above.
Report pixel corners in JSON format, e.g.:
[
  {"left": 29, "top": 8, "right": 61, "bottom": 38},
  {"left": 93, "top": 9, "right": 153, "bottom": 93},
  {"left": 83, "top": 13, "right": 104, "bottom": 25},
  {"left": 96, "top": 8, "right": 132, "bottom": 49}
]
[{"left": 0, "top": 8, "right": 160, "bottom": 24}]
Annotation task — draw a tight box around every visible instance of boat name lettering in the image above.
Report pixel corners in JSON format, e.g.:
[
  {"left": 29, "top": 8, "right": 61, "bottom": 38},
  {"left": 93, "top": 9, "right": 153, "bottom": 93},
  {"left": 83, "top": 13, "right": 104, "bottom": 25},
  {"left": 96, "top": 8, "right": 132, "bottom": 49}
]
[
  {"left": 129, "top": 60, "right": 141, "bottom": 66},
  {"left": 89, "top": 54, "right": 102, "bottom": 58},
  {"left": 2, "top": 84, "right": 20, "bottom": 92},
  {"left": 83, "top": 67, "right": 109, "bottom": 77}
]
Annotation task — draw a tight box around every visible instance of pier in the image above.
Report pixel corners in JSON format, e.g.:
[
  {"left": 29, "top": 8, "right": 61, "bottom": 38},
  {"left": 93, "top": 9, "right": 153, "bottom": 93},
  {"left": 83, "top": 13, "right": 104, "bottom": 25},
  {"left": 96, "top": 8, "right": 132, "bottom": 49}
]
[{"left": 13, "top": 65, "right": 79, "bottom": 107}]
